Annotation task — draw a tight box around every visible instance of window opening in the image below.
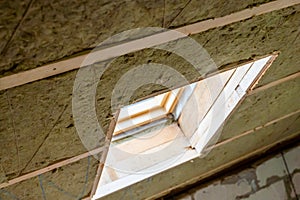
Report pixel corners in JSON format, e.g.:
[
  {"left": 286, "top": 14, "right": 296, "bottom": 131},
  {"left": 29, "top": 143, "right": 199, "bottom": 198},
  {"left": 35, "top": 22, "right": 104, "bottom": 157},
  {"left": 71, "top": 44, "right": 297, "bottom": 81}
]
[{"left": 93, "top": 55, "right": 277, "bottom": 199}]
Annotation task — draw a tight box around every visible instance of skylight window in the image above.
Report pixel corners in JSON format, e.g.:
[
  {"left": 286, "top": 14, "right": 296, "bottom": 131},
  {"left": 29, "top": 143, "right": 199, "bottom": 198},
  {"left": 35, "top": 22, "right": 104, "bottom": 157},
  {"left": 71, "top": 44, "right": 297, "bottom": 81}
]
[
  {"left": 113, "top": 88, "right": 182, "bottom": 137},
  {"left": 93, "top": 55, "right": 276, "bottom": 199}
]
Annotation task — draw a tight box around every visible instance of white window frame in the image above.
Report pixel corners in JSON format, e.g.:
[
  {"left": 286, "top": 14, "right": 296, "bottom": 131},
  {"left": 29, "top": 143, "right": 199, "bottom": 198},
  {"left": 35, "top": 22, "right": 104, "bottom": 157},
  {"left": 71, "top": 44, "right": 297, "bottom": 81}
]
[
  {"left": 113, "top": 88, "right": 183, "bottom": 137},
  {"left": 93, "top": 54, "right": 277, "bottom": 199},
  {"left": 187, "top": 55, "right": 275, "bottom": 153}
]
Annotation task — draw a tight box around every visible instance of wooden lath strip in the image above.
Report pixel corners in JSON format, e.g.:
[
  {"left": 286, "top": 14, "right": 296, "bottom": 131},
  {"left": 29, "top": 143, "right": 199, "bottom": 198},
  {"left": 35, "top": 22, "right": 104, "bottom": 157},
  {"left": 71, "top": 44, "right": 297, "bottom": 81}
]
[
  {"left": 248, "top": 54, "right": 278, "bottom": 91},
  {"left": 205, "top": 108, "right": 300, "bottom": 152},
  {"left": 175, "top": 0, "right": 300, "bottom": 35},
  {"left": 0, "top": 0, "right": 299, "bottom": 91},
  {"left": 90, "top": 111, "right": 119, "bottom": 198},
  {"left": 0, "top": 146, "right": 105, "bottom": 189},
  {"left": 248, "top": 71, "right": 300, "bottom": 95}
]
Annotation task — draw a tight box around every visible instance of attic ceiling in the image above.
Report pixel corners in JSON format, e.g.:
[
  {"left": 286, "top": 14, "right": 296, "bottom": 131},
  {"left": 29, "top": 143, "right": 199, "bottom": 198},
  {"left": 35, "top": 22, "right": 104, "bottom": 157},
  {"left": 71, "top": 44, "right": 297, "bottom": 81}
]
[{"left": 0, "top": 0, "right": 299, "bottom": 199}]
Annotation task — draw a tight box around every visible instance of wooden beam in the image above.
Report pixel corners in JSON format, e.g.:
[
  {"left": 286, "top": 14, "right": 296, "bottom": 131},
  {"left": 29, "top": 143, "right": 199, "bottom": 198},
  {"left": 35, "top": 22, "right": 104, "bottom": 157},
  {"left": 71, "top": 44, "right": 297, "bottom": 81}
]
[
  {"left": 0, "top": 146, "right": 105, "bottom": 189},
  {"left": 205, "top": 108, "right": 300, "bottom": 151},
  {"left": 90, "top": 111, "right": 119, "bottom": 199},
  {"left": 0, "top": 0, "right": 299, "bottom": 91},
  {"left": 248, "top": 71, "right": 300, "bottom": 95},
  {"left": 249, "top": 54, "right": 278, "bottom": 91},
  {"left": 175, "top": 0, "right": 300, "bottom": 35}
]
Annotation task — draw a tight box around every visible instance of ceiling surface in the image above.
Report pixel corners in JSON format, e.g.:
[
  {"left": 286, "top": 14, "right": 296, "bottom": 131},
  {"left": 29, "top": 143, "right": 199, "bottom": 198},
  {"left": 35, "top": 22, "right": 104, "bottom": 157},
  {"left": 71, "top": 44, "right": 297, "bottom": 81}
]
[{"left": 0, "top": 0, "right": 299, "bottom": 199}]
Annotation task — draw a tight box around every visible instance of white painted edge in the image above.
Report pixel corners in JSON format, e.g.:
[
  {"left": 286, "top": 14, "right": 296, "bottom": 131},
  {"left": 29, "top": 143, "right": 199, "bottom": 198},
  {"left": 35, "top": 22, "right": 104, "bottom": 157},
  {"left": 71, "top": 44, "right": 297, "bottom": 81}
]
[
  {"left": 93, "top": 147, "right": 198, "bottom": 199},
  {"left": 191, "top": 57, "right": 271, "bottom": 152}
]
